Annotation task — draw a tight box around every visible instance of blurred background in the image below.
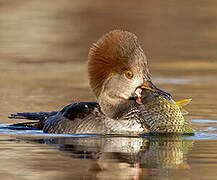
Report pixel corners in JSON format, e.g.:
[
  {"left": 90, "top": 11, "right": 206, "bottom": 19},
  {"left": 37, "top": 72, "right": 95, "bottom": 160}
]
[
  {"left": 0, "top": 0, "right": 216, "bottom": 122},
  {"left": 1, "top": 1, "right": 217, "bottom": 180}
]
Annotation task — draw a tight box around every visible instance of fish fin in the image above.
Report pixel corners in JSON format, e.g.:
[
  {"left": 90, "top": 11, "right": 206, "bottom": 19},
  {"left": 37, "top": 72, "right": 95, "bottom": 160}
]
[
  {"left": 176, "top": 98, "right": 192, "bottom": 115},
  {"left": 176, "top": 99, "right": 192, "bottom": 108},
  {"left": 183, "top": 121, "right": 194, "bottom": 134},
  {"left": 180, "top": 108, "right": 189, "bottom": 115}
]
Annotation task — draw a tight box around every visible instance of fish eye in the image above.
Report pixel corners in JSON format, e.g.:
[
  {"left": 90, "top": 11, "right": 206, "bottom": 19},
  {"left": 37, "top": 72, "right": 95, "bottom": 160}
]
[{"left": 125, "top": 70, "right": 134, "bottom": 79}]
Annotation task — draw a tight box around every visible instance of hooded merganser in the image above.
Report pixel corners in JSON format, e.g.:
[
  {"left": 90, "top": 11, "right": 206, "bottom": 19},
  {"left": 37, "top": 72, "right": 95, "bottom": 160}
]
[{"left": 9, "top": 30, "right": 174, "bottom": 135}]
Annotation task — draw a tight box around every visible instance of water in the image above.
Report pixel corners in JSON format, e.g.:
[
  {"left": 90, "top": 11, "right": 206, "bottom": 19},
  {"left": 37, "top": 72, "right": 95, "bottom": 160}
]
[{"left": 0, "top": 0, "right": 217, "bottom": 179}]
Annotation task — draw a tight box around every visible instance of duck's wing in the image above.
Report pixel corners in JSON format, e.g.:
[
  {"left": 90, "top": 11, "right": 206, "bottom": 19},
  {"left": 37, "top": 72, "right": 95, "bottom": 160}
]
[
  {"left": 42, "top": 102, "right": 101, "bottom": 134},
  {"left": 60, "top": 102, "right": 100, "bottom": 120},
  {"left": 8, "top": 102, "right": 100, "bottom": 131}
]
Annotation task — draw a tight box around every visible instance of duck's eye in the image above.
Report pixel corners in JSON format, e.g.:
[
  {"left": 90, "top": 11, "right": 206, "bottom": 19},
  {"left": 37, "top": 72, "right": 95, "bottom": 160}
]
[{"left": 125, "top": 70, "right": 134, "bottom": 79}]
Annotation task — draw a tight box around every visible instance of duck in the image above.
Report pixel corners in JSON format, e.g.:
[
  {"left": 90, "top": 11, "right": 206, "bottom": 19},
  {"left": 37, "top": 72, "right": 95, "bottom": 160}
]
[{"left": 9, "top": 30, "right": 171, "bottom": 135}]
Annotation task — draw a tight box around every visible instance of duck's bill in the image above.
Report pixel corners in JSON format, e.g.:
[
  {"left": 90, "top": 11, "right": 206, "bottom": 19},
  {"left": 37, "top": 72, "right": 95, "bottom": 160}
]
[
  {"left": 142, "top": 80, "right": 171, "bottom": 98},
  {"left": 134, "top": 80, "right": 171, "bottom": 104}
]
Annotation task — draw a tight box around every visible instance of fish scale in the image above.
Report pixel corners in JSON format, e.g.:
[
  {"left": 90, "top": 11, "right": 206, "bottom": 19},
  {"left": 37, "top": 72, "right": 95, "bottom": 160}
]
[{"left": 140, "top": 90, "right": 192, "bottom": 134}]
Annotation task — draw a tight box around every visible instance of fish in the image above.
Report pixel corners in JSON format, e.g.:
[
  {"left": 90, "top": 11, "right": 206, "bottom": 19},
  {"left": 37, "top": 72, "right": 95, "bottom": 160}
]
[{"left": 138, "top": 89, "right": 193, "bottom": 134}]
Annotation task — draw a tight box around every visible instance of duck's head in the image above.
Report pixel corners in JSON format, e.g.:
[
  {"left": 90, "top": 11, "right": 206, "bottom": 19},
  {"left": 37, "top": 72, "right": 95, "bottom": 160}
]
[{"left": 88, "top": 30, "right": 170, "bottom": 119}]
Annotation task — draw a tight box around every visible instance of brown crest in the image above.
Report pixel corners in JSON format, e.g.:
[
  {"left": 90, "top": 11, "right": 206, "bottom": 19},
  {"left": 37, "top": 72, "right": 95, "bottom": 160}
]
[{"left": 88, "top": 30, "right": 145, "bottom": 97}]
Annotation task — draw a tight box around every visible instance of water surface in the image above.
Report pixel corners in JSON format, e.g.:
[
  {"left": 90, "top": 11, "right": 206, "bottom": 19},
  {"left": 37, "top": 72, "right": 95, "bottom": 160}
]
[{"left": 0, "top": 0, "right": 217, "bottom": 179}]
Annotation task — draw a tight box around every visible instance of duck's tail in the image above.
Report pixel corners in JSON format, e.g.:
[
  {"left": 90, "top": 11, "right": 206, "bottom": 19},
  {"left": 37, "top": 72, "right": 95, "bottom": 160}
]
[
  {"left": 8, "top": 111, "right": 58, "bottom": 129},
  {"left": 9, "top": 111, "right": 58, "bottom": 120}
]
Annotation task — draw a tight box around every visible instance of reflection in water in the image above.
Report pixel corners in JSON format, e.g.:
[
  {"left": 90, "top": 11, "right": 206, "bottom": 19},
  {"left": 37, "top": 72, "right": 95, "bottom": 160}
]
[
  {"left": 21, "top": 135, "right": 193, "bottom": 180},
  {"left": 0, "top": 0, "right": 217, "bottom": 179}
]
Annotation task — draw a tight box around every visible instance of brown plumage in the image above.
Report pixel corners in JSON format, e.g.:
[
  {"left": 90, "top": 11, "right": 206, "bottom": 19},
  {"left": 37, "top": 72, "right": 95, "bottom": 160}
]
[{"left": 88, "top": 30, "right": 148, "bottom": 97}]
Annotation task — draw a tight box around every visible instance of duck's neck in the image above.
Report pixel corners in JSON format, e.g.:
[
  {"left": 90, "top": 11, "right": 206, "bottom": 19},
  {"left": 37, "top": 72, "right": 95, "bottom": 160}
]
[{"left": 98, "top": 92, "right": 136, "bottom": 120}]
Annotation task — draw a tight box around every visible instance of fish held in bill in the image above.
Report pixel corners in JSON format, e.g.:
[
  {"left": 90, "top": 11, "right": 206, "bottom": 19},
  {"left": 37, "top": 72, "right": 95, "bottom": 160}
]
[{"left": 137, "top": 88, "right": 193, "bottom": 134}]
